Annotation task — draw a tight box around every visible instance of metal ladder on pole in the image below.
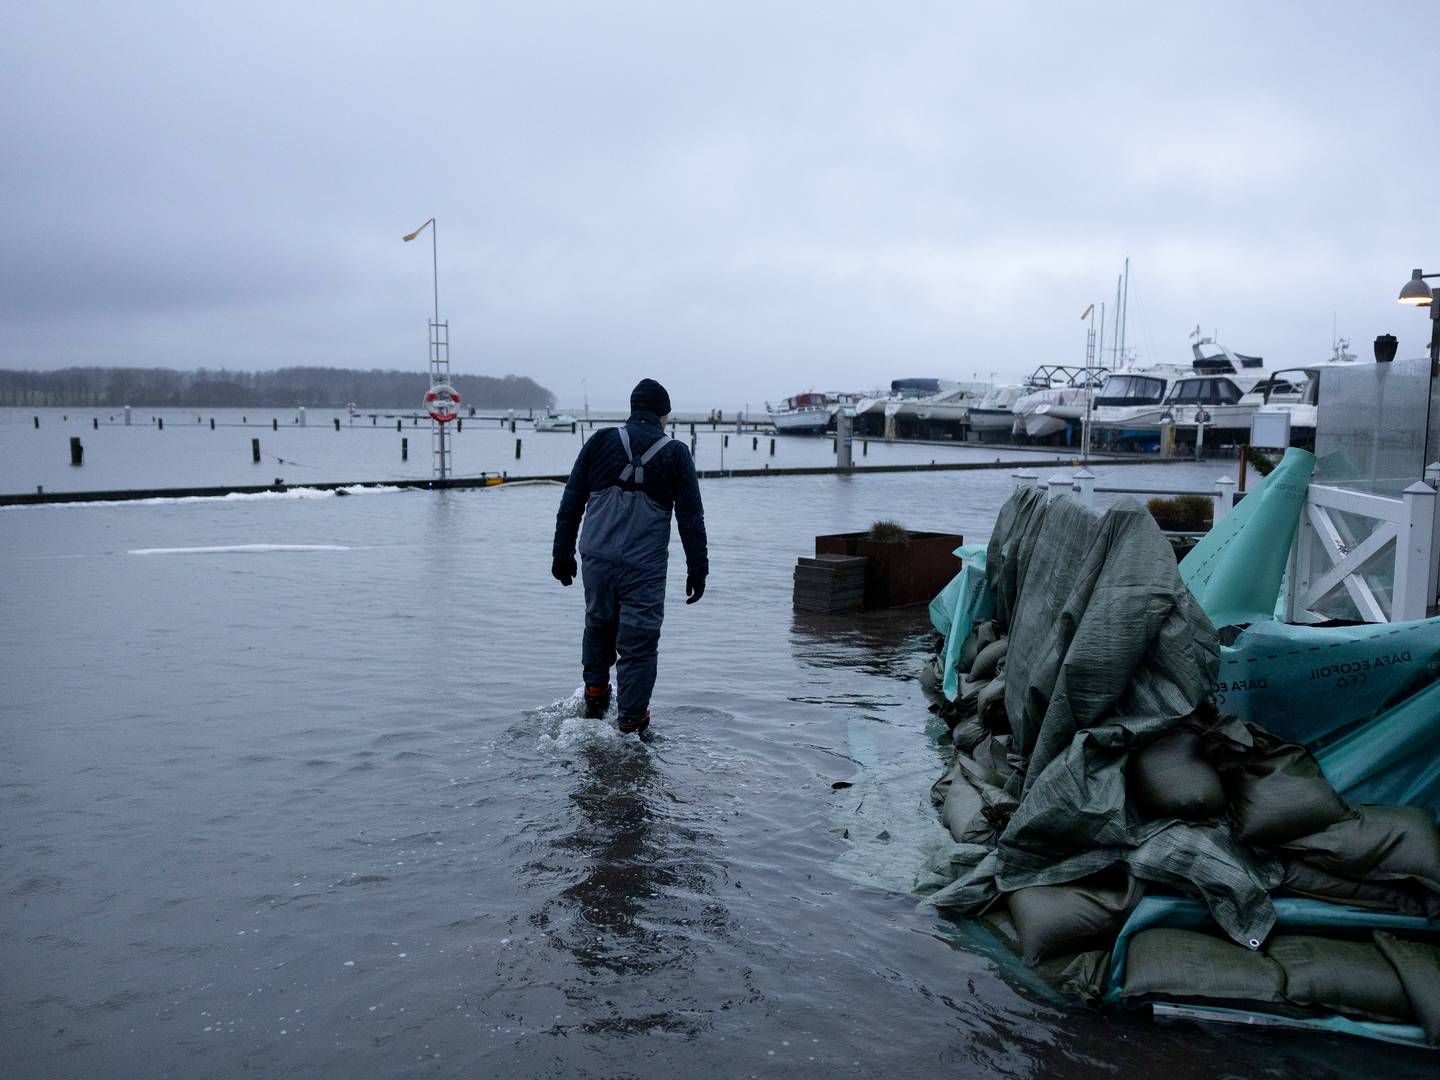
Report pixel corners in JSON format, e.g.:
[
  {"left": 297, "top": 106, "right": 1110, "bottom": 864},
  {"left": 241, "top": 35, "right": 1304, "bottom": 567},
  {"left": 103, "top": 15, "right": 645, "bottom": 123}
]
[{"left": 429, "top": 319, "right": 450, "bottom": 479}]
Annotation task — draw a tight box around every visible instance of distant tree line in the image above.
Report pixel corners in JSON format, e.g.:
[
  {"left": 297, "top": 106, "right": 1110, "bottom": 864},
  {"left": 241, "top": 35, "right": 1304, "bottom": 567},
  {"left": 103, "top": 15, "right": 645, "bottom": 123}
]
[{"left": 0, "top": 366, "right": 555, "bottom": 409}]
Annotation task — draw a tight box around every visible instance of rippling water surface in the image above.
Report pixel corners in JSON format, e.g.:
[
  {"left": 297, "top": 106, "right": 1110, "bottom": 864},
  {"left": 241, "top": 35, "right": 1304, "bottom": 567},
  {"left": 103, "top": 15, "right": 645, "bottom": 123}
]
[{"left": 3, "top": 467, "right": 1432, "bottom": 1078}]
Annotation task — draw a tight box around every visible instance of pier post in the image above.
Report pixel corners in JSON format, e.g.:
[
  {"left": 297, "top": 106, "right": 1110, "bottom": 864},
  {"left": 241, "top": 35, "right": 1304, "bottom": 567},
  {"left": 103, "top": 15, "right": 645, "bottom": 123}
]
[
  {"left": 769, "top": 438, "right": 775, "bottom": 457},
  {"left": 33, "top": 416, "right": 39, "bottom": 429},
  {"left": 252, "top": 438, "right": 261, "bottom": 463},
  {"left": 273, "top": 418, "right": 278, "bottom": 431},
  {"left": 158, "top": 417, "right": 164, "bottom": 430},
  {"left": 69, "top": 437, "right": 83, "bottom": 466},
  {"left": 457, "top": 418, "right": 462, "bottom": 432},
  {"left": 1213, "top": 476, "right": 1236, "bottom": 524},
  {"left": 93, "top": 417, "right": 98, "bottom": 430},
  {"left": 723, "top": 435, "right": 729, "bottom": 447},
  {"left": 515, "top": 438, "right": 522, "bottom": 460},
  {"left": 1073, "top": 469, "right": 1096, "bottom": 510},
  {"left": 402, "top": 437, "right": 409, "bottom": 461},
  {"left": 397, "top": 419, "right": 402, "bottom": 432},
  {"left": 334, "top": 417, "right": 340, "bottom": 431},
  {"left": 1046, "top": 473, "right": 1072, "bottom": 502},
  {"left": 210, "top": 417, "right": 216, "bottom": 430},
  {"left": 752, "top": 436, "right": 758, "bottom": 450},
  {"left": 1012, "top": 468, "right": 1038, "bottom": 492},
  {"left": 1396, "top": 482, "right": 1437, "bottom": 621}
]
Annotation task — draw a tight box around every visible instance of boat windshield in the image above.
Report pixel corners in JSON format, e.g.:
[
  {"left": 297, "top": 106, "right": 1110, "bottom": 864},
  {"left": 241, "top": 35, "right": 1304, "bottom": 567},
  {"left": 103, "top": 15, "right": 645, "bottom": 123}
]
[
  {"left": 1164, "top": 378, "right": 1243, "bottom": 406},
  {"left": 1094, "top": 375, "right": 1166, "bottom": 406}
]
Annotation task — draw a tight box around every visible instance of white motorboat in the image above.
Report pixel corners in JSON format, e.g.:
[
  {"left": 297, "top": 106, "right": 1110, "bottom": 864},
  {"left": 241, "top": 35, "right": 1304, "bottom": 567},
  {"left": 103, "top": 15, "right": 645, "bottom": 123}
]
[
  {"left": 768, "top": 392, "right": 835, "bottom": 435},
  {"left": 914, "top": 381, "right": 991, "bottom": 423},
  {"left": 533, "top": 411, "right": 578, "bottom": 432},
  {"left": 967, "top": 384, "right": 1030, "bottom": 434},
  {"left": 1009, "top": 366, "right": 1108, "bottom": 439}
]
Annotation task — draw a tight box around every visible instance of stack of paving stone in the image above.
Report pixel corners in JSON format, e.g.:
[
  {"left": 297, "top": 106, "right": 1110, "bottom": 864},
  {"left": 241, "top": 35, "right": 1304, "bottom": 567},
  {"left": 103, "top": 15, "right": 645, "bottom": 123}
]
[{"left": 792, "top": 554, "right": 868, "bottom": 612}]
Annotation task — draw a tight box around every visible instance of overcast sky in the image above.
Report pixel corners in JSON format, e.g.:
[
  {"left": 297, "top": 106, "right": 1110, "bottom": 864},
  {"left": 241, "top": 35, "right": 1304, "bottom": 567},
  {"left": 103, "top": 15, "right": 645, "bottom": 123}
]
[{"left": 3, "top": 2, "right": 1437, "bottom": 409}]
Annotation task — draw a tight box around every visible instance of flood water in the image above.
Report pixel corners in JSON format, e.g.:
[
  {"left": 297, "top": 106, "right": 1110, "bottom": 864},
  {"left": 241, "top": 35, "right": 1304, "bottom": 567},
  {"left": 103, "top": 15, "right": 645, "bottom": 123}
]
[
  {"left": 3, "top": 454, "right": 1433, "bottom": 1077},
  {"left": 1, "top": 407, "right": 1091, "bottom": 496}
]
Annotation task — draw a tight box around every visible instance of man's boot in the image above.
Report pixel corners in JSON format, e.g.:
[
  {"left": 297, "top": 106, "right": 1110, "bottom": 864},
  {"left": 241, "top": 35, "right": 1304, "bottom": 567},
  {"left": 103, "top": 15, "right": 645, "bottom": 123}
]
[{"left": 583, "top": 682, "right": 612, "bottom": 719}]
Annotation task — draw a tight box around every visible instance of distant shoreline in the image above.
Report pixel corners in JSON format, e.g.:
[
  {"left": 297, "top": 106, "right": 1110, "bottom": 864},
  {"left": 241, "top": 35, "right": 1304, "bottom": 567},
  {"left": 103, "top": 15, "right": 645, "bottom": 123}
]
[{"left": 0, "top": 365, "right": 554, "bottom": 410}]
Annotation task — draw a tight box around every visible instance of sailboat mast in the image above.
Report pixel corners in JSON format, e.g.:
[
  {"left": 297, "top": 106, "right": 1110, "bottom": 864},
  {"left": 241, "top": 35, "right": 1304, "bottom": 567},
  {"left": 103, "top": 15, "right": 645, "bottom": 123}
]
[
  {"left": 1113, "top": 275, "right": 1123, "bottom": 366},
  {"left": 1119, "top": 256, "right": 1130, "bottom": 367}
]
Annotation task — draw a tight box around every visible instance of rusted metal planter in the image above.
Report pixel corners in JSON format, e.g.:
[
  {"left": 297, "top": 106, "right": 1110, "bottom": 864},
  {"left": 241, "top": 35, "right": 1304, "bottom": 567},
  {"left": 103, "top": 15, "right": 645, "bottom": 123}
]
[{"left": 814, "top": 530, "right": 964, "bottom": 608}]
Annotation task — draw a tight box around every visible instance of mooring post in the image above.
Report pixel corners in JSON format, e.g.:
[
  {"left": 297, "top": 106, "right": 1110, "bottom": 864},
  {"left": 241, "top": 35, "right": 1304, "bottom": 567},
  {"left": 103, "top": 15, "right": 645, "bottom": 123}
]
[
  {"left": 252, "top": 438, "right": 261, "bottom": 463},
  {"left": 333, "top": 417, "right": 340, "bottom": 431},
  {"left": 863, "top": 440, "right": 868, "bottom": 456},
  {"left": 69, "top": 437, "right": 83, "bottom": 466},
  {"left": 723, "top": 434, "right": 729, "bottom": 447},
  {"left": 510, "top": 420, "right": 517, "bottom": 433},
  {"left": 210, "top": 417, "right": 215, "bottom": 430},
  {"left": 691, "top": 434, "right": 697, "bottom": 455},
  {"left": 515, "top": 438, "right": 522, "bottom": 460},
  {"left": 1012, "top": 468, "right": 1038, "bottom": 492},
  {"left": 1046, "top": 473, "right": 1071, "bottom": 502},
  {"left": 33, "top": 416, "right": 39, "bottom": 429},
  {"left": 572, "top": 422, "right": 577, "bottom": 434},
  {"left": 402, "top": 437, "right": 409, "bottom": 461},
  {"left": 456, "top": 418, "right": 462, "bottom": 432},
  {"left": 158, "top": 417, "right": 164, "bottom": 431},
  {"left": 1074, "top": 469, "right": 1096, "bottom": 510},
  {"left": 752, "top": 436, "right": 758, "bottom": 450},
  {"left": 273, "top": 418, "right": 278, "bottom": 431},
  {"left": 397, "top": 419, "right": 402, "bottom": 432},
  {"left": 1213, "top": 476, "right": 1236, "bottom": 524},
  {"left": 769, "top": 438, "right": 775, "bottom": 456},
  {"left": 93, "top": 417, "right": 98, "bottom": 430}
]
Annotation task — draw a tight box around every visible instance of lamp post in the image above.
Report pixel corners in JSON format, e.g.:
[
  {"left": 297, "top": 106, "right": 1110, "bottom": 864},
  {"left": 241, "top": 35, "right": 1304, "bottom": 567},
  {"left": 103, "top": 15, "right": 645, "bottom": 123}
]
[
  {"left": 1398, "top": 267, "right": 1440, "bottom": 476},
  {"left": 1398, "top": 267, "right": 1440, "bottom": 374}
]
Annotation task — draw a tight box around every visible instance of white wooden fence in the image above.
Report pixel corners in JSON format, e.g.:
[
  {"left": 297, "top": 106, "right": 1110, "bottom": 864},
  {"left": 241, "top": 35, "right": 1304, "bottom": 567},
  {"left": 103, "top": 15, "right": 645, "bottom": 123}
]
[{"left": 1013, "top": 464, "right": 1440, "bottom": 624}]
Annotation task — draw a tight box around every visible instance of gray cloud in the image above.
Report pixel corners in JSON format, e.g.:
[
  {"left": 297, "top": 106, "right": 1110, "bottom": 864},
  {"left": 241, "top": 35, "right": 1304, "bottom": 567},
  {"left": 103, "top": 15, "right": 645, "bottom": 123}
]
[{"left": 2, "top": 1, "right": 1436, "bottom": 408}]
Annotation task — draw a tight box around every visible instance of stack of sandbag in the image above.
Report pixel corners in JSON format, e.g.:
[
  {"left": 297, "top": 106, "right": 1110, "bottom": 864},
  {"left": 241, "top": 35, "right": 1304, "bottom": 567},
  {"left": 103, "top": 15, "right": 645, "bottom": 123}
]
[
  {"left": 917, "top": 485, "right": 1440, "bottom": 1041},
  {"left": 1117, "top": 928, "right": 1440, "bottom": 1042}
]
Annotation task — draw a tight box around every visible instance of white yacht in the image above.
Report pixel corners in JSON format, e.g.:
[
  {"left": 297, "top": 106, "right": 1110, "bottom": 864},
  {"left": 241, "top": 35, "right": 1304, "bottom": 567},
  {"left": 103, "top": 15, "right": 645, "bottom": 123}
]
[{"left": 533, "top": 410, "right": 579, "bottom": 432}]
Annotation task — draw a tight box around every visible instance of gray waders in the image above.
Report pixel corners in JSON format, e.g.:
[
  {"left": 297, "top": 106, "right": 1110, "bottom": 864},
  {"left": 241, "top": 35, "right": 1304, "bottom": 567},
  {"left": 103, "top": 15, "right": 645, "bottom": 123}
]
[{"left": 578, "top": 430, "right": 673, "bottom": 723}]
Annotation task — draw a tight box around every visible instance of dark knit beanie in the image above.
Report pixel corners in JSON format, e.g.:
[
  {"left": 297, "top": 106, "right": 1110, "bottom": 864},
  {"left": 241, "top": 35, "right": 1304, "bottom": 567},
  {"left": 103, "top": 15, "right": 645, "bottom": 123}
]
[{"left": 630, "top": 378, "right": 671, "bottom": 417}]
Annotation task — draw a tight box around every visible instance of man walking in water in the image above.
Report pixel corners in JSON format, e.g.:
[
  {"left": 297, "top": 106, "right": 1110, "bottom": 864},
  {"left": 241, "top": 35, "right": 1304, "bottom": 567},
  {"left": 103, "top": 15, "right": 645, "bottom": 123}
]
[{"left": 552, "top": 378, "right": 708, "bottom": 734}]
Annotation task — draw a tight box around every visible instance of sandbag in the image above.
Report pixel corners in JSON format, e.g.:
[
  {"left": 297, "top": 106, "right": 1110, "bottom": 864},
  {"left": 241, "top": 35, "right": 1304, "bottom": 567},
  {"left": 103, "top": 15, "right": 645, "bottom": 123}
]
[
  {"left": 1268, "top": 935, "right": 1413, "bottom": 1022},
  {"left": 1374, "top": 932, "right": 1440, "bottom": 1045},
  {"left": 1120, "top": 928, "right": 1286, "bottom": 1005},
  {"left": 1218, "top": 728, "right": 1350, "bottom": 846},
  {"left": 972, "top": 733, "right": 1018, "bottom": 789},
  {"left": 957, "top": 628, "right": 983, "bottom": 678},
  {"left": 1127, "top": 729, "right": 1225, "bottom": 822},
  {"left": 951, "top": 716, "right": 988, "bottom": 754},
  {"left": 1280, "top": 858, "right": 1440, "bottom": 918},
  {"left": 971, "top": 638, "right": 1009, "bottom": 682},
  {"left": 977, "top": 675, "right": 1007, "bottom": 730},
  {"left": 958, "top": 674, "right": 985, "bottom": 708},
  {"left": 1279, "top": 805, "right": 1440, "bottom": 895},
  {"left": 1007, "top": 871, "right": 1144, "bottom": 965}
]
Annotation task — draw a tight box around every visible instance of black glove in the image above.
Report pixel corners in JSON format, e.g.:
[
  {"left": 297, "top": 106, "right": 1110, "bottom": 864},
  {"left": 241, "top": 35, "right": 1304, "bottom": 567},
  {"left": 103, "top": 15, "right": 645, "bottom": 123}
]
[
  {"left": 552, "top": 553, "right": 577, "bottom": 587},
  {"left": 685, "top": 573, "right": 706, "bottom": 605}
]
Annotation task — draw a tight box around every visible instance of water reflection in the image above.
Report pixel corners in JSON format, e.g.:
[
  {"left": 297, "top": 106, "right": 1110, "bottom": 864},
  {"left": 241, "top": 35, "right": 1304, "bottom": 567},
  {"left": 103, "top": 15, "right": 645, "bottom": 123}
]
[
  {"left": 530, "top": 739, "right": 727, "bottom": 1036},
  {"left": 789, "top": 608, "right": 934, "bottom": 681}
]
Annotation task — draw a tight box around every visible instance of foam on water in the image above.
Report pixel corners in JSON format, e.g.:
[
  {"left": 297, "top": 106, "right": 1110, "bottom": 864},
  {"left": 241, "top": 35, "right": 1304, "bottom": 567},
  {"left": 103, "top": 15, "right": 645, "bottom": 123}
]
[{"left": 4, "top": 483, "right": 406, "bottom": 511}]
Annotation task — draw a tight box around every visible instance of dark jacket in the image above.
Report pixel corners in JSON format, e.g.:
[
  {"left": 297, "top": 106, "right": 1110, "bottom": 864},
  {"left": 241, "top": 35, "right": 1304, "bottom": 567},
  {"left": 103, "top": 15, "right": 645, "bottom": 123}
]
[{"left": 552, "top": 411, "right": 709, "bottom": 577}]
